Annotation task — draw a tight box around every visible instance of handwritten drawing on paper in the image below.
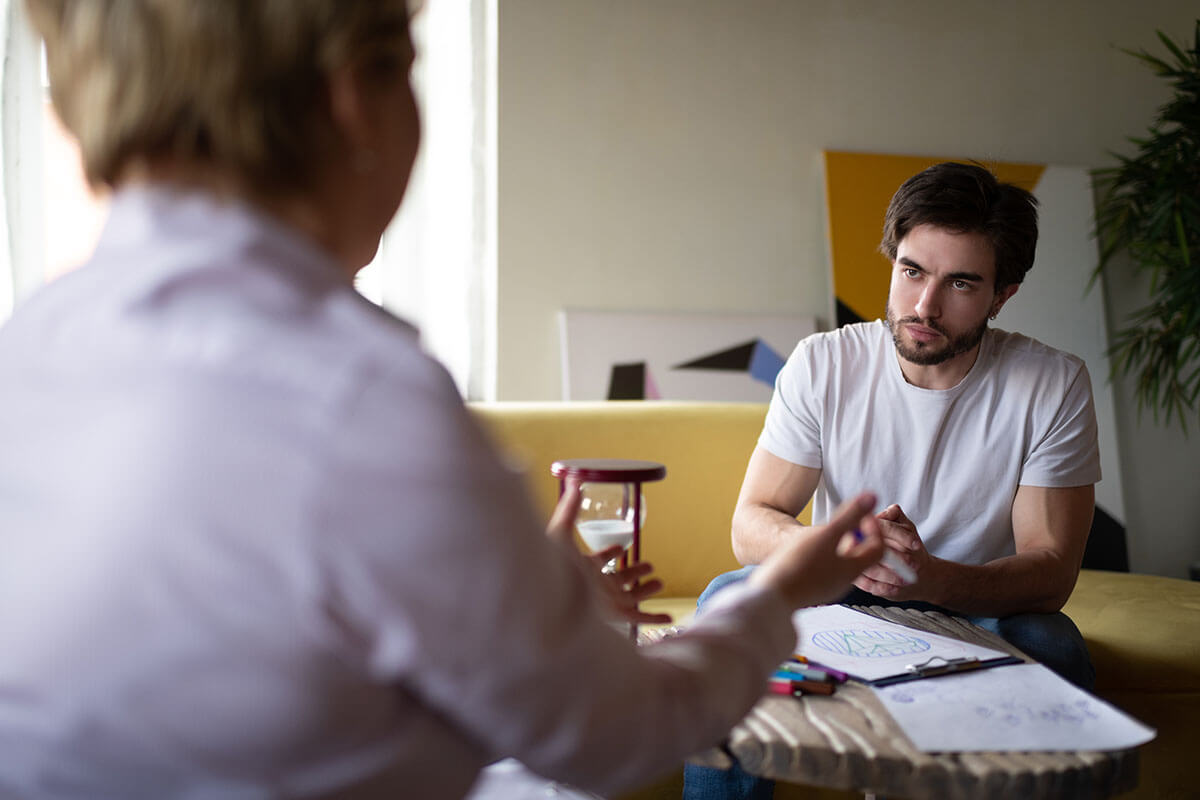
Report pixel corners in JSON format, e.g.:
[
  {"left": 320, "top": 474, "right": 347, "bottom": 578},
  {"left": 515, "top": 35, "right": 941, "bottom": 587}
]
[
  {"left": 792, "top": 605, "right": 1008, "bottom": 681},
  {"left": 874, "top": 663, "right": 1156, "bottom": 752},
  {"left": 811, "top": 628, "right": 932, "bottom": 659}
]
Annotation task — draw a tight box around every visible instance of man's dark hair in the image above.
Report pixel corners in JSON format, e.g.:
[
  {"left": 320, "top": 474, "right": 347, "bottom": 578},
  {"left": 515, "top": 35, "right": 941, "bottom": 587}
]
[{"left": 879, "top": 162, "right": 1039, "bottom": 290}]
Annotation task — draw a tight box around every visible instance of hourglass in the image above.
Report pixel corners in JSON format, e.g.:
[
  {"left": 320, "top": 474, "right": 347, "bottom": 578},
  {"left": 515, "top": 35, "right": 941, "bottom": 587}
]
[{"left": 551, "top": 458, "right": 667, "bottom": 639}]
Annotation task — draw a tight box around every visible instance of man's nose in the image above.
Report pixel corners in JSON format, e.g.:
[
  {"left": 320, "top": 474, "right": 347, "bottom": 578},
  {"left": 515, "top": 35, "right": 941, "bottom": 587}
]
[{"left": 914, "top": 284, "right": 941, "bottom": 319}]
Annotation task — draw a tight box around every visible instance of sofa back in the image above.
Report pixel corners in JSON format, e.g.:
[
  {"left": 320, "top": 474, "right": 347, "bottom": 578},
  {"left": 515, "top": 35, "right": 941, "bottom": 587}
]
[{"left": 471, "top": 401, "right": 804, "bottom": 598}]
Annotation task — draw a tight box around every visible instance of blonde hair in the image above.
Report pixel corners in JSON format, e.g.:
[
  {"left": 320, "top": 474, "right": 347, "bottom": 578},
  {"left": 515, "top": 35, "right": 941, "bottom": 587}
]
[{"left": 27, "top": 0, "right": 412, "bottom": 193}]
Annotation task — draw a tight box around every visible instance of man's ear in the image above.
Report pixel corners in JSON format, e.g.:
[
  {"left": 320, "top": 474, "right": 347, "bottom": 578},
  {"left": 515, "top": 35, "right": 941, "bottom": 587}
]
[{"left": 991, "top": 283, "right": 1019, "bottom": 318}]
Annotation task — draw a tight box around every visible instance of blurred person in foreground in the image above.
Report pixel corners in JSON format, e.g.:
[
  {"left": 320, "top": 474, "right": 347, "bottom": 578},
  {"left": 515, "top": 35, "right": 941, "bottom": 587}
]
[{"left": 0, "top": 2, "right": 883, "bottom": 798}]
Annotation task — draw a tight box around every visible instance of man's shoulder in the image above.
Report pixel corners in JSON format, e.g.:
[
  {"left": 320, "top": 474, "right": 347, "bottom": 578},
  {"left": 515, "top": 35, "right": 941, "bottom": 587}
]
[
  {"left": 982, "top": 329, "right": 1092, "bottom": 404},
  {"left": 986, "top": 328, "right": 1087, "bottom": 374}
]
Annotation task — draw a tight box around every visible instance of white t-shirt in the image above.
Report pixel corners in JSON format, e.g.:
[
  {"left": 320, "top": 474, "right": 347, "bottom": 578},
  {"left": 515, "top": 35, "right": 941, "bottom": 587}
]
[
  {"left": 760, "top": 321, "right": 1101, "bottom": 565},
  {"left": 0, "top": 187, "right": 796, "bottom": 799}
]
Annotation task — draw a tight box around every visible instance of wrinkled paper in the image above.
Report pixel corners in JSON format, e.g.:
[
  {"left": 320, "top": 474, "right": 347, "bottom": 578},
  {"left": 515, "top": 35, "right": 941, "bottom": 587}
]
[{"left": 874, "top": 662, "right": 1156, "bottom": 752}]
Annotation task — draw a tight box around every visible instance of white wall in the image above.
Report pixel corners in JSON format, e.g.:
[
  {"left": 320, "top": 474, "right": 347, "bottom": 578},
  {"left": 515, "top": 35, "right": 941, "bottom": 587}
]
[{"left": 496, "top": 0, "right": 1199, "bottom": 578}]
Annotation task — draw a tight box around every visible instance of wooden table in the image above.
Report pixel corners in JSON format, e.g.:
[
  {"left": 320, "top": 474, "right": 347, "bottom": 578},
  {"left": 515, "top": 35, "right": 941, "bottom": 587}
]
[{"left": 673, "top": 606, "right": 1140, "bottom": 800}]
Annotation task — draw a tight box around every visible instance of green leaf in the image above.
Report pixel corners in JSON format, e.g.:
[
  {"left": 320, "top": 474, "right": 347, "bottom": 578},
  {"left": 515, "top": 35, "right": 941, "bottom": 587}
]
[
  {"left": 1093, "top": 21, "right": 1200, "bottom": 433},
  {"left": 1156, "top": 30, "right": 1188, "bottom": 66}
]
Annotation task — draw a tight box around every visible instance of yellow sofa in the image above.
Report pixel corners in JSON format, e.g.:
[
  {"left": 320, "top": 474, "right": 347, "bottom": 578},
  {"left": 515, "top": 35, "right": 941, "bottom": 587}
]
[{"left": 472, "top": 401, "right": 1200, "bottom": 800}]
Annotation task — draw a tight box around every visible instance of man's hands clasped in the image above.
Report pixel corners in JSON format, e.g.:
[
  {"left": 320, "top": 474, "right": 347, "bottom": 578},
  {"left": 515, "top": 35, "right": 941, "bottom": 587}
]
[{"left": 852, "top": 503, "right": 936, "bottom": 600}]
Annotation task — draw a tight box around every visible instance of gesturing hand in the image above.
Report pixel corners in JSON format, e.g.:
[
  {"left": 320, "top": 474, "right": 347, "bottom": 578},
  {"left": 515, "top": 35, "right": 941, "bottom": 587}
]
[
  {"left": 750, "top": 492, "right": 883, "bottom": 610},
  {"left": 587, "top": 546, "right": 672, "bottom": 625},
  {"left": 546, "top": 479, "right": 672, "bottom": 625},
  {"left": 545, "top": 478, "right": 583, "bottom": 546}
]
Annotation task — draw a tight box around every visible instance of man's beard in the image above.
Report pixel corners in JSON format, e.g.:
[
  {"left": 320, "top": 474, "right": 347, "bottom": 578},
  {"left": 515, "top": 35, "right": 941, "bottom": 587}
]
[{"left": 885, "top": 304, "right": 989, "bottom": 366}]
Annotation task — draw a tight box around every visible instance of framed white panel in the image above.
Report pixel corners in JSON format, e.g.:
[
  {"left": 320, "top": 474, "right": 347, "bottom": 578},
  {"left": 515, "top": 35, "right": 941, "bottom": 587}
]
[{"left": 559, "top": 310, "right": 817, "bottom": 402}]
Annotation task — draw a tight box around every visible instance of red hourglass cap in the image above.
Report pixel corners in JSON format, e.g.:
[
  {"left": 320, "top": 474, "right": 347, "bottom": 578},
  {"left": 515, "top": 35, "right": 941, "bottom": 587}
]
[{"left": 550, "top": 458, "right": 666, "bottom": 483}]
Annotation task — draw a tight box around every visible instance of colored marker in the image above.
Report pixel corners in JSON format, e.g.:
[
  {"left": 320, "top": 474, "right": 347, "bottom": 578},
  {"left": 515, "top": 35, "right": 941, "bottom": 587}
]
[
  {"left": 853, "top": 528, "right": 918, "bottom": 584},
  {"left": 767, "top": 681, "right": 803, "bottom": 697},
  {"left": 790, "top": 679, "right": 835, "bottom": 695},
  {"left": 798, "top": 661, "right": 849, "bottom": 683},
  {"left": 769, "top": 675, "right": 836, "bottom": 696},
  {"left": 778, "top": 662, "right": 833, "bottom": 682}
]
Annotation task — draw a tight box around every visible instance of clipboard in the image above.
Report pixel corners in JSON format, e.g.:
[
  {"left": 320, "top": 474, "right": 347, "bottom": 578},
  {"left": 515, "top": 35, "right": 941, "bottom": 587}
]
[
  {"left": 793, "top": 605, "right": 1025, "bottom": 685},
  {"left": 868, "top": 654, "right": 1025, "bottom": 687}
]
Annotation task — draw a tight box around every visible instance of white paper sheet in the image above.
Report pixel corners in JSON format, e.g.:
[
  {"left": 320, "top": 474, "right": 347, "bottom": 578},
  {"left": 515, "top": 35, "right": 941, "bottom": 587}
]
[
  {"left": 792, "top": 605, "right": 1010, "bottom": 682},
  {"left": 873, "top": 662, "right": 1157, "bottom": 752}
]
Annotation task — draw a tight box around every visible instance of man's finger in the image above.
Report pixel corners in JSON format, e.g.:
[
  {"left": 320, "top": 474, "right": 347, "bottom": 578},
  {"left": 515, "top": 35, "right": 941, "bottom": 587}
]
[
  {"left": 860, "top": 561, "right": 904, "bottom": 585},
  {"left": 875, "top": 503, "right": 905, "bottom": 521},
  {"left": 878, "top": 526, "right": 916, "bottom": 549}
]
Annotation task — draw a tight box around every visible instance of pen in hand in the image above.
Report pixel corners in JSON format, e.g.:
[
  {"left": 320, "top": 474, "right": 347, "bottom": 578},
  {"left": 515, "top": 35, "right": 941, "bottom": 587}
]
[{"left": 853, "top": 529, "right": 918, "bottom": 584}]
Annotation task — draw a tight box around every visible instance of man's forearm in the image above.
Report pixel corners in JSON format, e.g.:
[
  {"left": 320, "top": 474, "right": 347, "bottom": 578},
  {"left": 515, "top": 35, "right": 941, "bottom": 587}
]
[
  {"left": 731, "top": 503, "right": 808, "bottom": 565},
  {"left": 918, "top": 549, "right": 1079, "bottom": 617},
  {"left": 730, "top": 451, "right": 822, "bottom": 566}
]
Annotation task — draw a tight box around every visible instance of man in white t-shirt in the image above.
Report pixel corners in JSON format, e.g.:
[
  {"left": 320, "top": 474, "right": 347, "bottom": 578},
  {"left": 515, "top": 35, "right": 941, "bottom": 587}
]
[
  {"left": 734, "top": 161, "right": 1099, "bottom": 681},
  {"left": 685, "top": 160, "right": 1102, "bottom": 800}
]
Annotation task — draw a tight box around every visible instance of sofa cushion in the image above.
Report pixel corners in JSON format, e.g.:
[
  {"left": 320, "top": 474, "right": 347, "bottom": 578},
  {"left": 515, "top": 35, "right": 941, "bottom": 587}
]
[{"left": 1064, "top": 569, "right": 1200, "bottom": 693}]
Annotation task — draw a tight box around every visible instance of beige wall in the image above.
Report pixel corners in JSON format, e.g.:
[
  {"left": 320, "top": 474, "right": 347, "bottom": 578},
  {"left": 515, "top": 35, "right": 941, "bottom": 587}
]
[{"left": 496, "top": 0, "right": 1199, "bottom": 578}]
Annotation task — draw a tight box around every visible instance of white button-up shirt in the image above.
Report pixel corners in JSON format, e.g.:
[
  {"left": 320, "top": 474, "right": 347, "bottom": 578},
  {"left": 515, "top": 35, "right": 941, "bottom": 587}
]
[{"left": 0, "top": 187, "right": 794, "bottom": 799}]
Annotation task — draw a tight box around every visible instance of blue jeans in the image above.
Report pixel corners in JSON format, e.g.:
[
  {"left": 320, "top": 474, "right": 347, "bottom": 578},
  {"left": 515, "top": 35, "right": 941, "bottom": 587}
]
[{"left": 682, "top": 565, "right": 1096, "bottom": 799}]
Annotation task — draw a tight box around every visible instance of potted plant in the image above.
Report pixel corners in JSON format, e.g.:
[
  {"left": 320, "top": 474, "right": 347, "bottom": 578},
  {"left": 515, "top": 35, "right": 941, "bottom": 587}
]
[{"left": 1092, "top": 20, "right": 1200, "bottom": 431}]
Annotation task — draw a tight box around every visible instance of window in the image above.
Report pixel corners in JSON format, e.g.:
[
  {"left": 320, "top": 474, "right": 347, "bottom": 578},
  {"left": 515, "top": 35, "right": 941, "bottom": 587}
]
[
  {"left": 41, "top": 94, "right": 108, "bottom": 282},
  {"left": 358, "top": 0, "right": 497, "bottom": 399},
  {"left": 2, "top": 0, "right": 496, "bottom": 400}
]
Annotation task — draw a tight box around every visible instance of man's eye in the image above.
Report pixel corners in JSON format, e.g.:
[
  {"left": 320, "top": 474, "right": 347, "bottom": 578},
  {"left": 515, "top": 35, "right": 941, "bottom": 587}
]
[{"left": 904, "top": 268, "right": 920, "bottom": 278}]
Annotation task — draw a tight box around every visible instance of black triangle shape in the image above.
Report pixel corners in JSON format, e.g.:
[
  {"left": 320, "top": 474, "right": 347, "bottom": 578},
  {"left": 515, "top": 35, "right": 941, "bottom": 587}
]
[
  {"left": 836, "top": 298, "right": 866, "bottom": 328},
  {"left": 674, "top": 340, "right": 757, "bottom": 371}
]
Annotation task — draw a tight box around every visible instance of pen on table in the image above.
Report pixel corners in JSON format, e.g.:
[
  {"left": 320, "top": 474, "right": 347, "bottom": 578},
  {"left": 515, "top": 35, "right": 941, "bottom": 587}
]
[{"left": 853, "top": 528, "right": 918, "bottom": 584}]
